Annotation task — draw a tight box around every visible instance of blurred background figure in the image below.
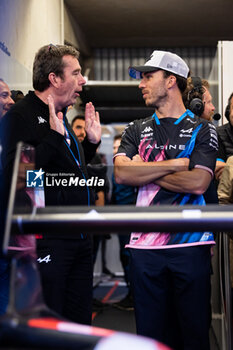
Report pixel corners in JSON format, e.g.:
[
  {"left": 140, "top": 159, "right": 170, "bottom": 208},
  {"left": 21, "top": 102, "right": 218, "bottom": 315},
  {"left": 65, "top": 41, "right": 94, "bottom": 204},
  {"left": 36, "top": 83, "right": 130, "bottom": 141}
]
[
  {"left": 183, "top": 76, "right": 219, "bottom": 204},
  {"left": 217, "top": 92, "right": 233, "bottom": 162},
  {"left": 0, "top": 79, "right": 14, "bottom": 119},
  {"left": 71, "top": 115, "right": 113, "bottom": 276},
  {"left": 111, "top": 134, "right": 137, "bottom": 311},
  {"left": 11, "top": 90, "right": 24, "bottom": 104},
  {"left": 183, "top": 76, "right": 215, "bottom": 121},
  {"left": 217, "top": 93, "right": 233, "bottom": 318},
  {"left": 71, "top": 115, "right": 86, "bottom": 142}
]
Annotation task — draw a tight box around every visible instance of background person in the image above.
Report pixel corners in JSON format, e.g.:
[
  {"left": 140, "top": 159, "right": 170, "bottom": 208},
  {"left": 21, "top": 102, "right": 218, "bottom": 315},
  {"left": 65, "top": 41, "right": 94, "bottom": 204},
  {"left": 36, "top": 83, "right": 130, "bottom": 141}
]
[
  {"left": 217, "top": 93, "right": 233, "bottom": 319},
  {"left": 71, "top": 115, "right": 112, "bottom": 276},
  {"left": 0, "top": 79, "right": 15, "bottom": 119},
  {"left": 183, "top": 76, "right": 219, "bottom": 203},
  {"left": 71, "top": 115, "right": 86, "bottom": 142},
  {"left": 217, "top": 92, "right": 233, "bottom": 163},
  {"left": 183, "top": 76, "right": 215, "bottom": 121},
  {"left": 111, "top": 134, "right": 137, "bottom": 310}
]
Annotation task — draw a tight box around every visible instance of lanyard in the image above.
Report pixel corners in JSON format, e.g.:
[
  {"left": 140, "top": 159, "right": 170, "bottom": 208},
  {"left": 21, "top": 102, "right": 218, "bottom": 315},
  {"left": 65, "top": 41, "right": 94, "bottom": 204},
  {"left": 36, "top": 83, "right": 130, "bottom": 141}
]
[
  {"left": 63, "top": 119, "right": 90, "bottom": 206},
  {"left": 152, "top": 109, "right": 194, "bottom": 125}
]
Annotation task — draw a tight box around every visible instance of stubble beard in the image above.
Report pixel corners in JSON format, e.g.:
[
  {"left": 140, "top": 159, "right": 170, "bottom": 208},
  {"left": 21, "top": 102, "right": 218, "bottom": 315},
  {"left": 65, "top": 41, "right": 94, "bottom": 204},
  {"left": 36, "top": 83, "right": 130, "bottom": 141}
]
[{"left": 145, "top": 91, "right": 168, "bottom": 109}]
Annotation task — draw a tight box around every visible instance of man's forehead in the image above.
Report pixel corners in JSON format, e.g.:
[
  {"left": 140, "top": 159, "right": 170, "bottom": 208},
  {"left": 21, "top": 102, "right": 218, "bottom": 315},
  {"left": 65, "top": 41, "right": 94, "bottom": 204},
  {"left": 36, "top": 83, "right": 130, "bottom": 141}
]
[
  {"left": 0, "top": 81, "right": 9, "bottom": 92},
  {"left": 63, "top": 55, "right": 80, "bottom": 68},
  {"left": 203, "top": 88, "right": 212, "bottom": 99},
  {"left": 74, "top": 119, "right": 85, "bottom": 126}
]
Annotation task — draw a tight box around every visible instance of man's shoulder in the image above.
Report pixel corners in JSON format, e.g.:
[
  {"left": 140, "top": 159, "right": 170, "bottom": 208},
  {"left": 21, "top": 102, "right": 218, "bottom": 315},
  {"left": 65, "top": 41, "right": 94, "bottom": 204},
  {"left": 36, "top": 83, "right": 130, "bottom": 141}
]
[
  {"left": 126, "top": 115, "right": 154, "bottom": 129},
  {"left": 217, "top": 122, "right": 231, "bottom": 139},
  {"left": 217, "top": 122, "right": 230, "bottom": 132},
  {"left": 185, "top": 115, "right": 217, "bottom": 133},
  {"left": 122, "top": 115, "right": 154, "bottom": 139}
]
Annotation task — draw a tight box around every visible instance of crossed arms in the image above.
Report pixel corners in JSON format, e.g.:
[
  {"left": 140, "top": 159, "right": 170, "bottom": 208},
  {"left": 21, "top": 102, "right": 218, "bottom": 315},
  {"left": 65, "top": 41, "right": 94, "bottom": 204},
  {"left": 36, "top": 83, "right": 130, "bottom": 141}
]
[{"left": 114, "top": 155, "right": 212, "bottom": 195}]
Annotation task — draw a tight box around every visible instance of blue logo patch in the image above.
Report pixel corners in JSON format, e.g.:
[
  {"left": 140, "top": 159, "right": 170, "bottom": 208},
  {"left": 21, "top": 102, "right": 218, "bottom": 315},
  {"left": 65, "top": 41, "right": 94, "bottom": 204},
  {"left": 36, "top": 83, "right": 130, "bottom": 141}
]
[{"left": 26, "top": 169, "right": 44, "bottom": 188}]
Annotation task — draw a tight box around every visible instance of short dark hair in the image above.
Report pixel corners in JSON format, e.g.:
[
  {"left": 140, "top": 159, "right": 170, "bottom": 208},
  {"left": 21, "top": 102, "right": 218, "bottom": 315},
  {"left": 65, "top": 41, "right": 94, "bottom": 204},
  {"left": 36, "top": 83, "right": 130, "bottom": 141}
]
[
  {"left": 163, "top": 70, "right": 188, "bottom": 94},
  {"left": 114, "top": 134, "right": 122, "bottom": 142},
  {"left": 71, "top": 115, "right": 85, "bottom": 127},
  {"left": 33, "top": 44, "right": 80, "bottom": 92}
]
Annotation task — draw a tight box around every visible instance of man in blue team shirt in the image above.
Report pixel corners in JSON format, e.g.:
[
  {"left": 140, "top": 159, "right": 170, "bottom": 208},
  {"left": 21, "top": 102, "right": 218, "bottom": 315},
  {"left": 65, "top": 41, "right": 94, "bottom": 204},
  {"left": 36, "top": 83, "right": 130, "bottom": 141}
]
[{"left": 114, "top": 50, "right": 218, "bottom": 350}]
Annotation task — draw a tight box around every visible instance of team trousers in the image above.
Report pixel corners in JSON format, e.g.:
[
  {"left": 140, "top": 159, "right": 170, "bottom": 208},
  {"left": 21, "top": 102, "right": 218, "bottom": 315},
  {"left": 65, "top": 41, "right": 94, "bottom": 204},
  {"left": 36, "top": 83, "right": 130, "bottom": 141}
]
[
  {"left": 37, "top": 237, "right": 93, "bottom": 325},
  {"left": 130, "top": 245, "right": 212, "bottom": 350}
]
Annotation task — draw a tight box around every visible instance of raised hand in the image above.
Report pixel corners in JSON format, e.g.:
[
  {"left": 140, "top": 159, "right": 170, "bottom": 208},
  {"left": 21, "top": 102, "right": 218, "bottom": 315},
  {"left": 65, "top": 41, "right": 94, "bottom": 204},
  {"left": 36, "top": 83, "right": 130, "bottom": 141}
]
[
  {"left": 47, "top": 94, "right": 65, "bottom": 136},
  {"left": 85, "top": 102, "right": 101, "bottom": 144}
]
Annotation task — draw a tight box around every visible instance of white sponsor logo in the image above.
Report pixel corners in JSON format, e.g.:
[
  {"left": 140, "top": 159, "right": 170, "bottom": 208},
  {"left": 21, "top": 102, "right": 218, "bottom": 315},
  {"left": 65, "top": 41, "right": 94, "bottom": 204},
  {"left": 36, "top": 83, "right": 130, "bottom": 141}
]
[
  {"left": 179, "top": 134, "right": 192, "bottom": 138},
  {"left": 154, "top": 144, "right": 185, "bottom": 151},
  {"left": 180, "top": 128, "right": 193, "bottom": 134},
  {"left": 141, "top": 132, "right": 153, "bottom": 138},
  {"left": 186, "top": 118, "right": 197, "bottom": 124},
  {"left": 179, "top": 127, "right": 193, "bottom": 138},
  {"left": 37, "top": 116, "right": 47, "bottom": 124},
  {"left": 37, "top": 255, "right": 51, "bottom": 263},
  {"left": 142, "top": 126, "right": 153, "bottom": 133},
  {"left": 146, "top": 144, "right": 153, "bottom": 149},
  {"left": 140, "top": 137, "right": 153, "bottom": 142}
]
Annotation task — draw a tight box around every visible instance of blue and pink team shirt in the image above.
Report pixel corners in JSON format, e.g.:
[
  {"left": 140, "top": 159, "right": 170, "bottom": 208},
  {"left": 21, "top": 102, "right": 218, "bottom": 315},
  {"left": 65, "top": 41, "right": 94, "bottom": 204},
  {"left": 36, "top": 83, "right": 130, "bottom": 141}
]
[{"left": 114, "top": 110, "right": 218, "bottom": 249}]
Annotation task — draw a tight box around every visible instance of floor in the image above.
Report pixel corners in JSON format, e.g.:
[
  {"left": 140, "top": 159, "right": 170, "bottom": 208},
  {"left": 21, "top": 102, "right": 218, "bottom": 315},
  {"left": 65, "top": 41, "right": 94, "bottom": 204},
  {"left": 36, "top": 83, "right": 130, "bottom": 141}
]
[{"left": 92, "top": 273, "right": 136, "bottom": 334}]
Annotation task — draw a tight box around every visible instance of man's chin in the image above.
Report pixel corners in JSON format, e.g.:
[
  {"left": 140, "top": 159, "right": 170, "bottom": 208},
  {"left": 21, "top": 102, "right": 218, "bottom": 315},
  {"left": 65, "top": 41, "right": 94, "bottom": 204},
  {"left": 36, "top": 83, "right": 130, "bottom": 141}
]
[{"left": 145, "top": 100, "right": 153, "bottom": 107}]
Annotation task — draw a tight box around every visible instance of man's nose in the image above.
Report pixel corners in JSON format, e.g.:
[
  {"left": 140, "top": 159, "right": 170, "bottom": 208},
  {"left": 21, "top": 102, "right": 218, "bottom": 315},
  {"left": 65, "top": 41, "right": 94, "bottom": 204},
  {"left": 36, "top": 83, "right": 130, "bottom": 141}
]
[
  {"left": 79, "top": 74, "right": 86, "bottom": 85},
  {"left": 8, "top": 96, "right": 15, "bottom": 106},
  {"left": 139, "top": 79, "right": 145, "bottom": 89}
]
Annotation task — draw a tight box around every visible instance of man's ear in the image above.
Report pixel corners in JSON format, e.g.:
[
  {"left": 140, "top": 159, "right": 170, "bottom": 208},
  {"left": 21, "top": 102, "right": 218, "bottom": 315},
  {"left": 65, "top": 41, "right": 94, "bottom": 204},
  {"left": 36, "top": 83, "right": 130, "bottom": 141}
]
[
  {"left": 48, "top": 72, "right": 60, "bottom": 88},
  {"left": 167, "top": 75, "right": 176, "bottom": 88}
]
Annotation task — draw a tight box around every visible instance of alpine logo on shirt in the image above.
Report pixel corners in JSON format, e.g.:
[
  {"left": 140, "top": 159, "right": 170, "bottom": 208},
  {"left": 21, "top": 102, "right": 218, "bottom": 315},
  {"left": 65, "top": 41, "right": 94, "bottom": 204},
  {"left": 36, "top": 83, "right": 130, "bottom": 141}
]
[
  {"left": 37, "top": 254, "right": 51, "bottom": 263},
  {"left": 179, "top": 127, "right": 193, "bottom": 138}
]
